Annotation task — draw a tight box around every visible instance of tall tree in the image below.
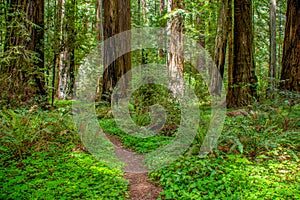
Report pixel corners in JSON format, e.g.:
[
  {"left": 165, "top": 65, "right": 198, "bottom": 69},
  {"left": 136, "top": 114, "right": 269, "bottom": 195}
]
[
  {"left": 67, "top": 0, "right": 76, "bottom": 98},
  {"left": 55, "top": 0, "right": 76, "bottom": 100},
  {"left": 158, "top": 0, "right": 165, "bottom": 58},
  {"left": 102, "top": 0, "right": 131, "bottom": 101},
  {"left": 96, "top": 0, "right": 103, "bottom": 42},
  {"left": 56, "top": 0, "right": 67, "bottom": 99},
  {"left": 1, "top": 0, "right": 46, "bottom": 104},
  {"left": 211, "top": 0, "right": 229, "bottom": 95},
  {"left": 227, "top": 0, "right": 233, "bottom": 101},
  {"left": 167, "top": 0, "right": 185, "bottom": 96},
  {"left": 269, "top": 0, "right": 277, "bottom": 93},
  {"left": 227, "top": 0, "right": 258, "bottom": 107},
  {"left": 280, "top": 0, "right": 300, "bottom": 92}
]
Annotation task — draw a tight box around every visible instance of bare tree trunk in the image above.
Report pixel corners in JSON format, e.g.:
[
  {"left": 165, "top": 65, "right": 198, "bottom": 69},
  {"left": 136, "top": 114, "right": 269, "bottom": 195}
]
[
  {"left": 96, "top": 0, "right": 103, "bottom": 42},
  {"left": 95, "top": 0, "right": 103, "bottom": 100},
  {"left": 269, "top": 0, "right": 277, "bottom": 94},
  {"left": 56, "top": 0, "right": 67, "bottom": 99},
  {"left": 167, "top": 0, "right": 185, "bottom": 97},
  {"left": 280, "top": 0, "right": 300, "bottom": 92},
  {"left": 227, "top": 0, "right": 258, "bottom": 108},
  {"left": 227, "top": 0, "right": 233, "bottom": 103},
  {"left": 102, "top": 0, "right": 131, "bottom": 101},
  {"left": 211, "top": 0, "right": 229, "bottom": 95},
  {"left": 67, "top": 0, "right": 76, "bottom": 99}
]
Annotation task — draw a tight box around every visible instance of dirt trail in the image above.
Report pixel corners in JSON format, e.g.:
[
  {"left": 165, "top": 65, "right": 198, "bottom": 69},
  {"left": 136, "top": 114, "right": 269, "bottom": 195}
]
[{"left": 105, "top": 134, "right": 163, "bottom": 200}]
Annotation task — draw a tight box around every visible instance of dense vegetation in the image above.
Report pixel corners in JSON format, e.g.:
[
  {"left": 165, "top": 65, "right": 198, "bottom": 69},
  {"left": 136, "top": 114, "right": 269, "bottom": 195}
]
[
  {"left": 1, "top": 0, "right": 299, "bottom": 199},
  {"left": 0, "top": 102, "right": 128, "bottom": 199}
]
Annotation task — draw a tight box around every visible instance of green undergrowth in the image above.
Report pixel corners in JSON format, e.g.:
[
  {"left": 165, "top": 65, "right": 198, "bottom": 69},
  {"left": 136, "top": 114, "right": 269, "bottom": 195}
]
[
  {"left": 150, "top": 154, "right": 300, "bottom": 199},
  {"left": 99, "top": 118, "right": 173, "bottom": 153},
  {"left": 149, "top": 97, "right": 300, "bottom": 199},
  {"left": 0, "top": 151, "right": 128, "bottom": 199},
  {"left": 0, "top": 105, "right": 129, "bottom": 199},
  {"left": 219, "top": 98, "right": 300, "bottom": 158},
  {"left": 97, "top": 103, "right": 212, "bottom": 154},
  {"left": 97, "top": 94, "right": 300, "bottom": 199}
]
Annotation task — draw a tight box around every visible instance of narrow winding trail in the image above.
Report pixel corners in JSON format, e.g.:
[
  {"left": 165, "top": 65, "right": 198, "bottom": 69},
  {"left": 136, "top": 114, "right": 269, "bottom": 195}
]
[{"left": 105, "top": 134, "right": 163, "bottom": 200}]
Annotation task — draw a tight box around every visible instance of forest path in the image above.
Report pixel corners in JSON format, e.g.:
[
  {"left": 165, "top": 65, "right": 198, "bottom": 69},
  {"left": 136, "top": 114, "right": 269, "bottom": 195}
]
[{"left": 105, "top": 134, "right": 163, "bottom": 200}]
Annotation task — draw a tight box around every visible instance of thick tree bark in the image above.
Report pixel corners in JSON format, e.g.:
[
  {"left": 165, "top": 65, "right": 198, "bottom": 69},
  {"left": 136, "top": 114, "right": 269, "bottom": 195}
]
[
  {"left": 280, "top": 0, "right": 300, "bottom": 92},
  {"left": 211, "top": 0, "right": 229, "bottom": 95},
  {"left": 167, "top": 0, "right": 185, "bottom": 97},
  {"left": 102, "top": 0, "right": 131, "bottom": 101},
  {"left": 227, "top": 0, "right": 258, "bottom": 108},
  {"left": 3, "top": 0, "right": 46, "bottom": 104}
]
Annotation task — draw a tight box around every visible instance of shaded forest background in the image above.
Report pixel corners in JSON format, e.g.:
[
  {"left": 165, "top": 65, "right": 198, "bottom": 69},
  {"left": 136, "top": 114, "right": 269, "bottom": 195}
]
[{"left": 0, "top": 0, "right": 299, "bottom": 107}]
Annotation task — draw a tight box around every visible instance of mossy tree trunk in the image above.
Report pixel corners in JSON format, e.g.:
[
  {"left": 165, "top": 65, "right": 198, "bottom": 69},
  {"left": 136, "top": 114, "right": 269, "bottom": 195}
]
[{"left": 2, "top": 0, "right": 46, "bottom": 105}]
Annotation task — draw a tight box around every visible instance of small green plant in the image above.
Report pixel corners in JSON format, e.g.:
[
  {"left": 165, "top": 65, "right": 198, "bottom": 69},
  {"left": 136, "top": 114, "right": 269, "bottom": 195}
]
[{"left": 0, "top": 107, "right": 79, "bottom": 161}]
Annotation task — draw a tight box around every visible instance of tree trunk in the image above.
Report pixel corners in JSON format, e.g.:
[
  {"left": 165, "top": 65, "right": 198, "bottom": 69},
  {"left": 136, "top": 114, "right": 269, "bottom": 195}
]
[
  {"left": 211, "top": 0, "right": 229, "bottom": 95},
  {"left": 227, "top": 0, "right": 258, "bottom": 108},
  {"left": 102, "top": 0, "right": 131, "bottom": 101},
  {"left": 167, "top": 0, "right": 185, "bottom": 97},
  {"left": 96, "top": 0, "right": 103, "bottom": 42},
  {"left": 95, "top": 0, "right": 103, "bottom": 100},
  {"left": 280, "top": 0, "right": 300, "bottom": 92},
  {"left": 2, "top": 0, "right": 46, "bottom": 105},
  {"left": 227, "top": 0, "right": 233, "bottom": 103},
  {"left": 56, "top": 0, "right": 67, "bottom": 99},
  {"left": 269, "top": 0, "right": 277, "bottom": 94},
  {"left": 66, "top": 0, "right": 76, "bottom": 98},
  {"left": 158, "top": 0, "right": 165, "bottom": 58}
]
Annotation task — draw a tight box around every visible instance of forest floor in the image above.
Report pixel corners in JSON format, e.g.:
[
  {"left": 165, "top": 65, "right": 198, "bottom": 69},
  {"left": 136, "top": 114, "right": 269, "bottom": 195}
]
[
  {"left": 1, "top": 98, "right": 299, "bottom": 199},
  {"left": 105, "top": 134, "right": 163, "bottom": 200}
]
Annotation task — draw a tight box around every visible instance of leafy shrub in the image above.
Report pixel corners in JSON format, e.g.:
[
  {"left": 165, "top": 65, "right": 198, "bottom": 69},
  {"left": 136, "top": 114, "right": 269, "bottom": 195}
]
[{"left": 129, "top": 83, "right": 181, "bottom": 136}]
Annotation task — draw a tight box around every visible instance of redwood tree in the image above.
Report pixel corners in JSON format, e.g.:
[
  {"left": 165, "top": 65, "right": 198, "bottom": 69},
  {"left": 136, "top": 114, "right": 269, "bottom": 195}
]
[
  {"left": 211, "top": 0, "right": 229, "bottom": 95},
  {"left": 269, "top": 0, "right": 277, "bottom": 91},
  {"left": 102, "top": 0, "right": 131, "bottom": 101},
  {"left": 280, "top": 0, "right": 300, "bottom": 92},
  {"left": 227, "top": 0, "right": 258, "bottom": 107},
  {"left": 167, "top": 0, "right": 185, "bottom": 96},
  {"left": 1, "top": 0, "right": 46, "bottom": 105}
]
